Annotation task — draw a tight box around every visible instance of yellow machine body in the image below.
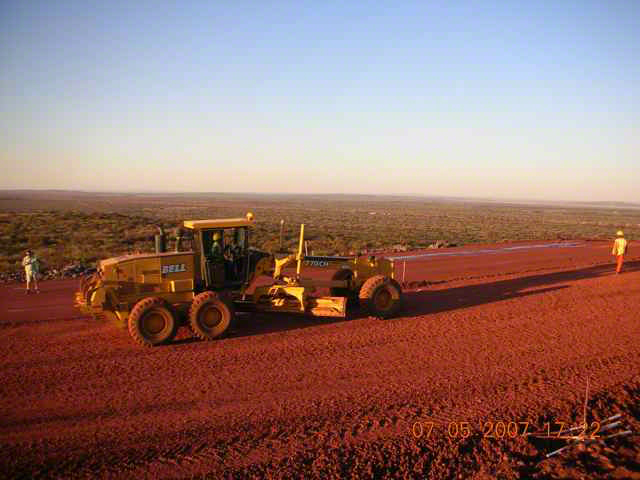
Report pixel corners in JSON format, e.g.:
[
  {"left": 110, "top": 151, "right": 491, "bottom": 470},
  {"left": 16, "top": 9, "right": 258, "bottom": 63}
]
[
  {"left": 75, "top": 252, "right": 196, "bottom": 322},
  {"left": 75, "top": 214, "right": 400, "bottom": 344}
]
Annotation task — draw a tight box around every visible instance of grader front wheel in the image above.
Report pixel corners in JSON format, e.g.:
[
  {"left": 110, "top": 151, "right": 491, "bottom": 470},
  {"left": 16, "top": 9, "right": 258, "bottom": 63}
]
[
  {"left": 359, "top": 275, "right": 403, "bottom": 319},
  {"left": 128, "top": 297, "right": 178, "bottom": 347},
  {"left": 189, "top": 291, "right": 235, "bottom": 340}
]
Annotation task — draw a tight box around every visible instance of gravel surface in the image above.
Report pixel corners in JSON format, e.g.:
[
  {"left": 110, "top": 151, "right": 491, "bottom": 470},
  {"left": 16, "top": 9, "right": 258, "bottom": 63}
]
[{"left": 1, "top": 241, "right": 638, "bottom": 479}]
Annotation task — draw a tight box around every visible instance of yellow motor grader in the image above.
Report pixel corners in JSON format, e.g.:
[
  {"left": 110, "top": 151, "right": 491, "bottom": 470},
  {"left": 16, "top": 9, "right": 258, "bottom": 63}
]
[{"left": 75, "top": 213, "right": 403, "bottom": 346}]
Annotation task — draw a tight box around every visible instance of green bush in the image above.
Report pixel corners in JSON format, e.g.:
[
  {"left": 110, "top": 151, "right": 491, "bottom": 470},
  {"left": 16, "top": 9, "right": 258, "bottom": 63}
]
[{"left": 1, "top": 194, "right": 639, "bottom": 276}]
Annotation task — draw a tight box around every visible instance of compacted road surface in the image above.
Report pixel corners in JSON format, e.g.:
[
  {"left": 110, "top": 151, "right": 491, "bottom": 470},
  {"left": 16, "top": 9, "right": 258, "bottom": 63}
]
[{"left": 1, "top": 241, "right": 638, "bottom": 479}]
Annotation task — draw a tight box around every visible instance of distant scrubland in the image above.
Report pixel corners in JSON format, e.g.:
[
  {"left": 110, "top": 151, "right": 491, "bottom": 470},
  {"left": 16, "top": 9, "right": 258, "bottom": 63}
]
[{"left": 1, "top": 191, "right": 639, "bottom": 276}]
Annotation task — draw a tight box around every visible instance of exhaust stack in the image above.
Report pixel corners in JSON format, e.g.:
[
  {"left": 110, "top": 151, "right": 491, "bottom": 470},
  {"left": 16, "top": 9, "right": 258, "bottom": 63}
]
[{"left": 155, "top": 226, "right": 166, "bottom": 253}]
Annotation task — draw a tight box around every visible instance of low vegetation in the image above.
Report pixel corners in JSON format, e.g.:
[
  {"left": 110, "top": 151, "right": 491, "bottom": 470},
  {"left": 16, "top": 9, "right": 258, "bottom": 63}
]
[{"left": 1, "top": 192, "right": 639, "bottom": 277}]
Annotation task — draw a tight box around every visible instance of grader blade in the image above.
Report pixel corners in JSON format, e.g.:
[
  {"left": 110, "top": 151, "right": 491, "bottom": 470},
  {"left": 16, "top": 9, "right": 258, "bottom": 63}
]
[
  {"left": 305, "top": 296, "right": 347, "bottom": 318},
  {"left": 253, "top": 294, "right": 347, "bottom": 318},
  {"left": 255, "top": 295, "right": 305, "bottom": 314}
]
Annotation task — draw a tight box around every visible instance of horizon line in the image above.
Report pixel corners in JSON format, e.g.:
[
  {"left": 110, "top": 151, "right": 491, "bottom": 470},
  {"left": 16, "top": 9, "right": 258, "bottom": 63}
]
[{"left": 1, "top": 188, "right": 639, "bottom": 208}]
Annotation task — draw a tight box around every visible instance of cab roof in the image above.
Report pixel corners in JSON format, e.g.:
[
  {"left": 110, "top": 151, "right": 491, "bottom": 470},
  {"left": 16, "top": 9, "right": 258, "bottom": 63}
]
[{"left": 183, "top": 217, "right": 254, "bottom": 230}]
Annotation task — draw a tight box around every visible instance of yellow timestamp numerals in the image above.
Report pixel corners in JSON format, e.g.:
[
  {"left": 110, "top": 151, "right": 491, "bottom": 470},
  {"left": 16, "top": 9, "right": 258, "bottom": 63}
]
[
  {"left": 412, "top": 421, "right": 476, "bottom": 439},
  {"left": 411, "top": 420, "right": 602, "bottom": 440}
]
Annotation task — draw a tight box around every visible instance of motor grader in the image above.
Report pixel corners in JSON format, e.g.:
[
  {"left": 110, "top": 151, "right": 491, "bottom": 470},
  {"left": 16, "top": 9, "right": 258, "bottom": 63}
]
[{"left": 75, "top": 213, "right": 403, "bottom": 346}]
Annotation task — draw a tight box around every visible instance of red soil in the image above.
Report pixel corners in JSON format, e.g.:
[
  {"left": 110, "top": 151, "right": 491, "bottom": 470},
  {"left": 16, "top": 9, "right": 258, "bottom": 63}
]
[{"left": 1, "top": 240, "right": 638, "bottom": 479}]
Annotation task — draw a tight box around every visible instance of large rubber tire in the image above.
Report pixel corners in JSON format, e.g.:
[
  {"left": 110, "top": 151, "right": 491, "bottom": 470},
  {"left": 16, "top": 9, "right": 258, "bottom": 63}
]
[
  {"left": 189, "top": 291, "right": 235, "bottom": 340},
  {"left": 329, "top": 268, "right": 354, "bottom": 297},
  {"left": 359, "top": 275, "right": 403, "bottom": 319},
  {"left": 128, "top": 297, "right": 178, "bottom": 347},
  {"left": 330, "top": 269, "right": 358, "bottom": 305}
]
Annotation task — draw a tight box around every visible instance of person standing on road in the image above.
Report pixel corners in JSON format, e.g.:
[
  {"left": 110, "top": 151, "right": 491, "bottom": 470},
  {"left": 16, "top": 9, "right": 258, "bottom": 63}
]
[
  {"left": 22, "top": 249, "right": 40, "bottom": 293},
  {"left": 612, "top": 230, "right": 628, "bottom": 274}
]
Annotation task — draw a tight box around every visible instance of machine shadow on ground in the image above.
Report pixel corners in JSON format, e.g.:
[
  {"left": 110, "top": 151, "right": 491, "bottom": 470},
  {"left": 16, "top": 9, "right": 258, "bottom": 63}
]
[
  {"left": 196, "top": 260, "right": 640, "bottom": 342},
  {"left": 403, "top": 260, "right": 640, "bottom": 317},
  {"left": 225, "top": 312, "right": 352, "bottom": 340}
]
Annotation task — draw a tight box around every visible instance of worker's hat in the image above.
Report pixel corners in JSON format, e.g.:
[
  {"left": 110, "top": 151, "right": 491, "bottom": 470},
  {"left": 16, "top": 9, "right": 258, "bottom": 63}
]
[
  {"left": 616, "top": 230, "right": 624, "bottom": 236},
  {"left": 213, "top": 232, "right": 221, "bottom": 241}
]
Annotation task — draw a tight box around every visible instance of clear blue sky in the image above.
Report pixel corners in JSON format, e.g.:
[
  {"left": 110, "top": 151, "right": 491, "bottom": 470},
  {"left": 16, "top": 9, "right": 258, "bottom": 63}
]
[{"left": 1, "top": 0, "right": 638, "bottom": 201}]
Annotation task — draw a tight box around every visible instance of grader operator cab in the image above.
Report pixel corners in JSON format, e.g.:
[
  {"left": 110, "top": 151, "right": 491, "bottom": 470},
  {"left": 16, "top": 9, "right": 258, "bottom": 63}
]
[
  {"left": 75, "top": 213, "right": 403, "bottom": 346},
  {"left": 184, "top": 214, "right": 271, "bottom": 291}
]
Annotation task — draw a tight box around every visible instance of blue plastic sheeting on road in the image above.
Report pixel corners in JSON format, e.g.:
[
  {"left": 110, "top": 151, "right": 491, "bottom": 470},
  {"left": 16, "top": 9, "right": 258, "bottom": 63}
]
[{"left": 388, "top": 242, "right": 583, "bottom": 262}]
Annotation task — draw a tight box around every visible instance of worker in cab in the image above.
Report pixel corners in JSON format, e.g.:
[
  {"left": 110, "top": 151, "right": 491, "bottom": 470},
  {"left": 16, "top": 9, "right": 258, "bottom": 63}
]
[
  {"left": 208, "top": 231, "right": 225, "bottom": 286},
  {"left": 210, "top": 231, "right": 223, "bottom": 261},
  {"left": 612, "top": 230, "right": 628, "bottom": 274}
]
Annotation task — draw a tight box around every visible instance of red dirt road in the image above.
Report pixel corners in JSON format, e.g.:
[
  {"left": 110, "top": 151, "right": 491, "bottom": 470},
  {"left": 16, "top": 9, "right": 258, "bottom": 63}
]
[{"left": 1, "top": 241, "right": 639, "bottom": 479}]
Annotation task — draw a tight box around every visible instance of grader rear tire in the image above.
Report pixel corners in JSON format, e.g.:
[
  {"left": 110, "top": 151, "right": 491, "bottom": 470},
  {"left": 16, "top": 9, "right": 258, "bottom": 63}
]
[
  {"left": 128, "top": 297, "right": 178, "bottom": 347},
  {"left": 189, "top": 291, "right": 235, "bottom": 340},
  {"left": 359, "top": 275, "right": 403, "bottom": 319}
]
